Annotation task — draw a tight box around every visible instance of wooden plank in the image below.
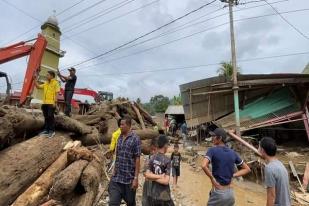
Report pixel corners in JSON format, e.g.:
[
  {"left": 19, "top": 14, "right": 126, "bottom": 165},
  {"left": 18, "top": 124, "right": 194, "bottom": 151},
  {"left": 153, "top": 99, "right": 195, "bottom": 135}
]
[{"left": 289, "top": 161, "right": 306, "bottom": 193}]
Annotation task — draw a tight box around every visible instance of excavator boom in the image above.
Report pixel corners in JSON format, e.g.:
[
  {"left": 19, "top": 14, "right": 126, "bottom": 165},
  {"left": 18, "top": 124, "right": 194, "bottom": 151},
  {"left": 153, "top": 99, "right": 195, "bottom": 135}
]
[{"left": 0, "top": 34, "right": 47, "bottom": 104}]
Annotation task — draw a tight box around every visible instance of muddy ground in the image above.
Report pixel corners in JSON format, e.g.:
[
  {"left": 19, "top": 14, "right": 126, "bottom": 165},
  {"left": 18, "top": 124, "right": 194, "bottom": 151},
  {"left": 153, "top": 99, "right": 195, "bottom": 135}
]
[{"left": 97, "top": 142, "right": 308, "bottom": 206}]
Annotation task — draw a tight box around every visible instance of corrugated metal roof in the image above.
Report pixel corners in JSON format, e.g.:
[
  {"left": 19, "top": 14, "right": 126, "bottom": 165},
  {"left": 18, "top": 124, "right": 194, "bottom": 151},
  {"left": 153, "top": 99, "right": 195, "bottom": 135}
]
[
  {"left": 215, "top": 88, "right": 301, "bottom": 131},
  {"left": 165, "top": 105, "right": 184, "bottom": 115}
]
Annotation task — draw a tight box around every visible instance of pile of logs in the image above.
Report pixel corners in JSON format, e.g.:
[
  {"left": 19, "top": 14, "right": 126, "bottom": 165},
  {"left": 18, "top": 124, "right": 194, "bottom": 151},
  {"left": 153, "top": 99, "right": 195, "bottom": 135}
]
[{"left": 0, "top": 100, "right": 160, "bottom": 206}]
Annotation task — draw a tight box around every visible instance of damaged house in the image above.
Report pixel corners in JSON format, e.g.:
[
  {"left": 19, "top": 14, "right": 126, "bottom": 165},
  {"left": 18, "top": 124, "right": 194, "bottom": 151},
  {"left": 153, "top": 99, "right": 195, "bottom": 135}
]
[{"left": 180, "top": 73, "right": 309, "bottom": 143}]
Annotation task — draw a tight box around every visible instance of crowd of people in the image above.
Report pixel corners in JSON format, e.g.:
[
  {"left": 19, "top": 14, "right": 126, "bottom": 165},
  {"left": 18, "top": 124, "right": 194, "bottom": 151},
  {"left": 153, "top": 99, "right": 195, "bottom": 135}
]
[
  {"left": 34, "top": 69, "right": 291, "bottom": 205},
  {"left": 108, "top": 117, "right": 291, "bottom": 206}
]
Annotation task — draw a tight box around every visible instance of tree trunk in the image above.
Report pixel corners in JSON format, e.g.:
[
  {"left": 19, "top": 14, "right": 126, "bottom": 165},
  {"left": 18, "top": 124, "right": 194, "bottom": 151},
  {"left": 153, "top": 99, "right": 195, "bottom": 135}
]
[
  {"left": 55, "top": 115, "right": 102, "bottom": 146},
  {"left": 73, "top": 115, "right": 102, "bottom": 126},
  {"left": 12, "top": 152, "right": 69, "bottom": 206},
  {"left": 131, "top": 103, "right": 146, "bottom": 129},
  {"left": 55, "top": 116, "right": 93, "bottom": 135},
  {"left": 141, "top": 139, "right": 151, "bottom": 155},
  {"left": 134, "top": 129, "right": 159, "bottom": 140},
  {"left": 134, "top": 102, "right": 156, "bottom": 125},
  {"left": 0, "top": 106, "right": 44, "bottom": 149},
  {"left": 49, "top": 160, "right": 89, "bottom": 201},
  {"left": 0, "top": 135, "right": 69, "bottom": 206},
  {"left": 72, "top": 158, "right": 103, "bottom": 206}
]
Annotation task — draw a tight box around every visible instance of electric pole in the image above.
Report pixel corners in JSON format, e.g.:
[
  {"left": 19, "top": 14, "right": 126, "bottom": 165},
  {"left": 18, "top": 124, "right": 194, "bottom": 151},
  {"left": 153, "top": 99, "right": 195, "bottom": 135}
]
[{"left": 222, "top": 0, "right": 241, "bottom": 136}]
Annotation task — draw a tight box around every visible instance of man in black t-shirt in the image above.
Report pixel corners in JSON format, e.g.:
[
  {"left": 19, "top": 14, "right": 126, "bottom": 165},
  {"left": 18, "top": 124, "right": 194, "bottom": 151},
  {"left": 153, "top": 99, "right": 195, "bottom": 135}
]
[
  {"left": 145, "top": 135, "right": 174, "bottom": 206},
  {"left": 58, "top": 67, "right": 77, "bottom": 116}
]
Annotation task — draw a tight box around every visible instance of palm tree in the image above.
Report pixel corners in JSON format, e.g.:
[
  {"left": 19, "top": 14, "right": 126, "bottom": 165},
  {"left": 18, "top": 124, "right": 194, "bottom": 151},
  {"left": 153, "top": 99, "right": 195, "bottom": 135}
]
[{"left": 217, "top": 61, "right": 240, "bottom": 80}]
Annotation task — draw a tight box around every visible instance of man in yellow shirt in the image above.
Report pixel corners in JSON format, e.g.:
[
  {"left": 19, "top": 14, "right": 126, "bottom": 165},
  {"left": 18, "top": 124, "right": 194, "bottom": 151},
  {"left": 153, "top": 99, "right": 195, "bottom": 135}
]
[
  {"left": 110, "top": 119, "right": 122, "bottom": 157},
  {"left": 108, "top": 119, "right": 121, "bottom": 173},
  {"left": 35, "top": 71, "right": 60, "bottom": 138}
]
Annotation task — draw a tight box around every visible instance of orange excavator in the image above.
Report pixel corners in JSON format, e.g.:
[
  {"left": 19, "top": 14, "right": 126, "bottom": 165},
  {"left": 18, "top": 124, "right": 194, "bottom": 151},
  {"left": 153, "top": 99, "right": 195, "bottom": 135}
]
[{"left": 0, "top": 34, "right": 47, "bottom": 104}]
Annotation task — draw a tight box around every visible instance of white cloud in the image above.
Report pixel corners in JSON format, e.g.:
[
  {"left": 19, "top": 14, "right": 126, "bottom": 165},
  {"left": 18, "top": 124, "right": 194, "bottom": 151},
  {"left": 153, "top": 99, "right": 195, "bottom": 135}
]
[{"left": 1, "top": 0, "right": 309, "bottom": 101}]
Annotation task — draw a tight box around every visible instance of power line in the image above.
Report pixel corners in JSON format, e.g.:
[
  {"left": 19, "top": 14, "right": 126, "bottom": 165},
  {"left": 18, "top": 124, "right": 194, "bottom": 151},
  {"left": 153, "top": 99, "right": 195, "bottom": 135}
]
[
  {"left": 263, "top": 0, "right": 309, "bottom": 41},
  {"left": 3, "top": 50, "right": 309, "bottom": 88},
  {"left": 57, "top": 0, "right": 87, "bottom": 16},
  {"left": 1, "top": 0, "right": 99, "bottom": 59},
  {"left": 73, "top": 8, "right": 309, "bottom": 71},
  {"left": 61, "top": 0, "right": 217, "bottom": 69},
  {"left": 60, "top": 0, "right": 109, "bottom": 24},
  {"left": 2, "top": 0, "right": 41, "bottom": 22},
  {"left": 83, "top": 50, "right": 309, "bottom": 76},
  {"left": 1, "top": 0, "right": 88, "bottom": 45},
  {"left": 63, "top": 0, "right": 136, "bottom": 33},
  {"left": 78, "top": 0, "right": 287, "bottom": 65},
  {"left": 63, "top": 0, "right": 160, "bottom": 40},
  {"left": 62, "top": 34, "right": 98, "bottom": 55}
]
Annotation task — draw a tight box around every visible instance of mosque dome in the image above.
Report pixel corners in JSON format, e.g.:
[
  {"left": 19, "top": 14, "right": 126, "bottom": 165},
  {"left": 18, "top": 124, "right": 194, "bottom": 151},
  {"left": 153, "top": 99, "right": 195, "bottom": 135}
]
[{"left": 46, "top": 14, "right": 58, "bottom": 26}]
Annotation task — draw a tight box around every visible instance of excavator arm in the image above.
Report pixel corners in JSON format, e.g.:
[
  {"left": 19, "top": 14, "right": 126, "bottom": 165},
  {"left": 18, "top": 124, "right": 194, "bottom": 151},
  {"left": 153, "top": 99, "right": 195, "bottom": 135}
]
[{"left": 0, "top": 34, "right": 47, "bottom": 104}]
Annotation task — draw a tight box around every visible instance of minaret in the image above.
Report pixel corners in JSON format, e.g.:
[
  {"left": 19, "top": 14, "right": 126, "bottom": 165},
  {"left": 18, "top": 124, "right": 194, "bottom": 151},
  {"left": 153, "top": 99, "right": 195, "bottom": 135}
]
[{"left": 32, "top": 13, "right": 64, "bottom": 101}]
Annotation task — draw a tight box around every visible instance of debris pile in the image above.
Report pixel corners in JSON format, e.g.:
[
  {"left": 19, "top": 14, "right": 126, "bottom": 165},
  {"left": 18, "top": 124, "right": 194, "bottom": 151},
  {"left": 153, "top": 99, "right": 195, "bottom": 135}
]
[{"left": 0, "top": 99, "right": 159, "bottom": 205}]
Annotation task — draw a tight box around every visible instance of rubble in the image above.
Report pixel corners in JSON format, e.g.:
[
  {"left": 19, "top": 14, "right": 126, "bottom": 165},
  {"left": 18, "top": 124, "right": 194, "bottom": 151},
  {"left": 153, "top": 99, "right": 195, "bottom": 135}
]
[{"left": 0, "top": 99, "right": 158, "bottom": 205}]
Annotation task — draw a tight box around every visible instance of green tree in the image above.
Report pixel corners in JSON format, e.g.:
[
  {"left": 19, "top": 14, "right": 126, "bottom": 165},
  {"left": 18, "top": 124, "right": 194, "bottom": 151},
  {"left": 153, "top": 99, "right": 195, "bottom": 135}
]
[
  {"left": 170, "top": 94, "right": 182, "bottom": 105},
  {"left": 217, "top": 61, "right": 240, "bottom": 80},
  {"left": 149, "top": 95, "right": 170, "bottom": 113},
  {"left": 142, "top": 102, "right": 155, "bottom": 115}
]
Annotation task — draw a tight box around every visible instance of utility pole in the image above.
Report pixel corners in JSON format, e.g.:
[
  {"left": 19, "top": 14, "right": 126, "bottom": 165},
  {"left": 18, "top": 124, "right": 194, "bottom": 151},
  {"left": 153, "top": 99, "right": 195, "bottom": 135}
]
[{"left": 222, "top": 0, "right": 241, "bottom": 136}]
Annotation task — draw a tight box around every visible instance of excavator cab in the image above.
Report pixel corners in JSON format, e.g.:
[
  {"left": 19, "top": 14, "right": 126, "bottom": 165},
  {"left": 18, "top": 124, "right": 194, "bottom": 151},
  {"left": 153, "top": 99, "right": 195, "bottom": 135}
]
[
  {"left": 0, "top": 71, "right": 11, "bottom": 104},
  {"left": 96, "top": 91, "right": 113, "bottom": 102}
]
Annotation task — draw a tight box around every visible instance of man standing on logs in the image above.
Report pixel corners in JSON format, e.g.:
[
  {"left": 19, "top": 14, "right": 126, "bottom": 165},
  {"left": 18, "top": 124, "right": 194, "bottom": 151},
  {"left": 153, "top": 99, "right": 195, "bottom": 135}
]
[
  {"left": 57, "top": 67, "right": 77, "bottom": 117},
  {"left": 109, "top": 117, "right": 141, "bottom": 206},
  {"left": 35, "top": 71, "right": 60, "bottom": 138}
]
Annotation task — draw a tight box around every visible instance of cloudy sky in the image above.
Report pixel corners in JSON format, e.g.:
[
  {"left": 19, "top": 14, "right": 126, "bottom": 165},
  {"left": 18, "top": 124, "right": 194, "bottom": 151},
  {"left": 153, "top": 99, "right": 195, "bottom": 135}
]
[{"left": 0, "top": 0, "right": 309, "bottom": 102}]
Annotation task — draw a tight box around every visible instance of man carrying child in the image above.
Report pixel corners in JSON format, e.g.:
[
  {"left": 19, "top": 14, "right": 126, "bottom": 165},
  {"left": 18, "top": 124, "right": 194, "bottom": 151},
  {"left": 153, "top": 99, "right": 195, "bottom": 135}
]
[{"left": 145, "top": 135, "right": 174, "bottom": 206}]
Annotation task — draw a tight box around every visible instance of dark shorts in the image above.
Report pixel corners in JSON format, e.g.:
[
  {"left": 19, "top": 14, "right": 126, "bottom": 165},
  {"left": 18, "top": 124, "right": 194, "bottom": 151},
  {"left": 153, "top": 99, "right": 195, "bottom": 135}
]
[
  {"left": 142, "top": 180, "right": 152, "bottom": 206},
  {"left": 172, "top": 167, "right": 180, "bottom": 177}
]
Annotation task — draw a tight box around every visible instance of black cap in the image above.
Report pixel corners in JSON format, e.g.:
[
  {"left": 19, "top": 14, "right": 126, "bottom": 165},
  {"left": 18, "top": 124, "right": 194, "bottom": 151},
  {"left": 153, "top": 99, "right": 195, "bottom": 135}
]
[
  {"left": 157, "top": 135, "right": 169, "bottom": 148},
  {"left": 209, "top": 128, "right": 227, "bottom": 142},
  {"left": 68, "top": 67, "right": 76, "bottom": 72}
]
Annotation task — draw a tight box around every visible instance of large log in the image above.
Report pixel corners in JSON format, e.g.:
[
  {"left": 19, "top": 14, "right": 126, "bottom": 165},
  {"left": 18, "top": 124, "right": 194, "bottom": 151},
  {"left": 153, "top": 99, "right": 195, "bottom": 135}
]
[
  {"left": 134, "top": 102, "right": 156, "bottom": 125},
  {"left": 55, "top": 115, "right": 102, "bottom": 146},
  {"left": 49, "top": 160, "right": 89, "bottom": 200},
  {"left": 0, "top": 106, "right": 44, "bottom": 149},
  {"left": 134, "top": 129, "right": 159, "bottom": 140},
  {"left": 12, "top": 152, "right": 69, "bottom": 206},
  {"left": 131, "top": 103, "right": 146, "bottom": 129},
  {"left": 0, "top": 135, "right": 69, "bottom": 206},
  {"left": 73, "top": 157, "right": 103, "bottom": 206},
  {"left": 55, "top": 115, "right": 92, "bottom": 135},
  {"left": 73, "top": 115, "right": 102, "bottom": 126},
  {"left": 141, "top": 139, "right": 151, "bottom": 155}
]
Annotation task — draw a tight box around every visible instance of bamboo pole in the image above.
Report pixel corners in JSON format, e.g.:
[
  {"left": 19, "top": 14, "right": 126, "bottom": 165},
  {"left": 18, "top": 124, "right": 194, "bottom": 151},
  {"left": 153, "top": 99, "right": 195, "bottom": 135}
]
[{"left": 228, "top": 131, "right": 262, "bottom": 157}]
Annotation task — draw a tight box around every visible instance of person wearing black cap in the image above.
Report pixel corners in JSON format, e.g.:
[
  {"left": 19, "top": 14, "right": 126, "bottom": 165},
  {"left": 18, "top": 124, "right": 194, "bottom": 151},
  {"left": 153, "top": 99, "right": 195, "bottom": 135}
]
[
  {"left": 58, "top": 67, "right": 77, "bottom": 116},
  {"left": 201, "top": 128, "right": 251, "bottom": 206}
]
